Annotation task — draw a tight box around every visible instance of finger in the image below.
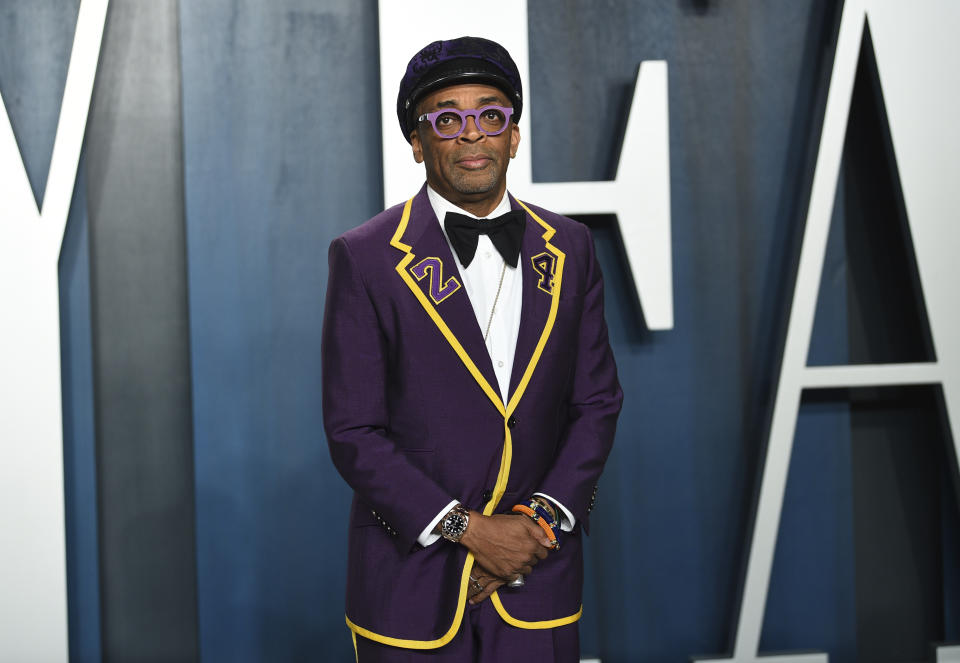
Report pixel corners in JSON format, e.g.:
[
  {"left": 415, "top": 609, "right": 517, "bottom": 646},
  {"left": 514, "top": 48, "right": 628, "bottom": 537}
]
[
  {"left": 475, "top": 572, "right": 499, "bottom": 586},
  {"left": 519, "top": 518, "right": 555, "bottom": 548},
  {"left": 518, "top": 564, "right": 533, "bottom": 575},
  {"left": 466, "top": 577, "right": 481, "bottom": 601},
  {"left": 534, "top": 531, "right": 555, "bottom": 549},
  {"left": 469, "top": 579, "right": 505, "bottom": 605},
  {"left": 467, "top": 579, "right": 485, "bottom": 599},
  {"left": 534, "top": 546, "right": 548, "bottom": 560}
]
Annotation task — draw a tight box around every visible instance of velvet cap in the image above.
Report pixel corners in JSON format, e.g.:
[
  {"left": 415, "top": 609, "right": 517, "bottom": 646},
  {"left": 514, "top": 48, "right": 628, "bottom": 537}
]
[{"left": 397, "top": 36, "right": 523, "bottom": 143}]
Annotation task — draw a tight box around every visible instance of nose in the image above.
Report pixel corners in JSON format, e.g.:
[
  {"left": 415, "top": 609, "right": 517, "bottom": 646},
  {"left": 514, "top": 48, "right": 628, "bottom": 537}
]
[{"left": 458, "top": 114, "right": 483, "bottom": 142}]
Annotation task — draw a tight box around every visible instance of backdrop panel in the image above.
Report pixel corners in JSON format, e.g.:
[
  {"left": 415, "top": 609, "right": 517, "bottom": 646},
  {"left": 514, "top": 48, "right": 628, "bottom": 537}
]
[
  {"left": 1, "top": 1, "right": 957, "bottom": 661},
  {"left": 179, "top": 2, "right": 381, "bottom": 661}
]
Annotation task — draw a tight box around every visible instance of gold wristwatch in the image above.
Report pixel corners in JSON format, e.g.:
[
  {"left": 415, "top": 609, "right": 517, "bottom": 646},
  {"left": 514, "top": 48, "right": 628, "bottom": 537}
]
[{"left": 440, "top": 503, "right": 470, "bottom": 543}]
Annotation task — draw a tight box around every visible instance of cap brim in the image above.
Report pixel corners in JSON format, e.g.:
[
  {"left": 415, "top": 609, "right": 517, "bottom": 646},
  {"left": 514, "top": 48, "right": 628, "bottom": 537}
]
[{"left": 411, "top": 69, "right": 515, "bottom": 105}]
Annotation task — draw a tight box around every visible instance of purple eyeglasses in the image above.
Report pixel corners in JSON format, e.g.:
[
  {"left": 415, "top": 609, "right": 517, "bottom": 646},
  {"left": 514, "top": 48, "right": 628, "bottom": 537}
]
[{"left": 417, "top": 105, "right": 514, "bottom": 139}]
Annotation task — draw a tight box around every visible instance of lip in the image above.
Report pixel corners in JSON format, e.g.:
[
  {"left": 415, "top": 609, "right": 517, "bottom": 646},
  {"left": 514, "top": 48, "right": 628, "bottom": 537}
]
[{"left": 456, "top": 154, "right": 493, "bottom": 169}]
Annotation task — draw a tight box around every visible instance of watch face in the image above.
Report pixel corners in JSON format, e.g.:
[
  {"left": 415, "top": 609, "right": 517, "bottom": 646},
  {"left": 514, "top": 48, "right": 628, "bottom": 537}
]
[
  {"left": 442, "top": 510, "right": 467, "bottom": 540},
  {"left": 443, "top": 514, "right": 464, "bottom": 533}
]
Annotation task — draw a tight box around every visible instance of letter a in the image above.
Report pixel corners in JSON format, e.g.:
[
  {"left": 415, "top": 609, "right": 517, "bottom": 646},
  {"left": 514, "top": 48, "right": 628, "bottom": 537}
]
[{"left": 694, "top": 2, "right": 960, "bottom": 661}]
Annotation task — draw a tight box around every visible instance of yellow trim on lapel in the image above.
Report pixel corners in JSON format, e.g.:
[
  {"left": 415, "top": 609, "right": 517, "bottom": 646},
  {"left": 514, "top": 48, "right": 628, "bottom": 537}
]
[
  {"left": 505, "top": 200, "right": 565, "bottom": 417},
  {"left": 390, "top": 198, "right": 505, "bottom": 415},
  {"left": 344, "top": 197, "right": 576, "bottom": 647}
]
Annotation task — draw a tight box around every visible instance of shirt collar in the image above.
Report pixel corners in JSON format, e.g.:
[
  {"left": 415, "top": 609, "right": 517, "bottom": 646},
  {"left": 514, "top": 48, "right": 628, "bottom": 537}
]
[{"left": 426, "top": 185, "right": 512, "bottom": 232}]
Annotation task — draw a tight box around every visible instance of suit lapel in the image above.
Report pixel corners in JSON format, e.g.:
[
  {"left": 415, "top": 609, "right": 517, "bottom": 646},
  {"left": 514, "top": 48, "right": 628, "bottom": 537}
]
[
  {"left": 390, "top": 186, "right": 503, "bottom": 413},
  {"left": 506, "top": 196, "right": 565, "bottom": 414}
]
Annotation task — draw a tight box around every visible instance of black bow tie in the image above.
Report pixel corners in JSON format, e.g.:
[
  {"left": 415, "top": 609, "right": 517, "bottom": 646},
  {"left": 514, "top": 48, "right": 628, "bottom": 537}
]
[{"left": 443, "top": 210, "right": 525, "bottom": 268}]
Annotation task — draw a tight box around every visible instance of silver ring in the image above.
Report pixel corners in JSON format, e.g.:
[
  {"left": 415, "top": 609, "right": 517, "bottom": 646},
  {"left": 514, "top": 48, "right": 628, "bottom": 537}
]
[{"left": 507, "top": 574, "right": 525, "bottom": 588}]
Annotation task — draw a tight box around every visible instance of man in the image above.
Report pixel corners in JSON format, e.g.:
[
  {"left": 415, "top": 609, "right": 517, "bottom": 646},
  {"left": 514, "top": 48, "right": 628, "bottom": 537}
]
[{"left": 322, "top": 36, "right": 622, "bottom": 662}]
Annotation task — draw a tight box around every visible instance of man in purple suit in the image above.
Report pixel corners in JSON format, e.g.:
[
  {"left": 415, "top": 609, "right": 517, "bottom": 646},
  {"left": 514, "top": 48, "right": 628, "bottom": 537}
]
[{"left": 322, "top": 36, "right": 622, "bottom": 662}]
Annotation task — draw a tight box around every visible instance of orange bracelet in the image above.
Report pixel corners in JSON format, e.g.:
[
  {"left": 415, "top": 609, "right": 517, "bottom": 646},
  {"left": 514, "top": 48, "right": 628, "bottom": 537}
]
[{"left": 512, "top": 504, "right": 559, "bottom": 549}]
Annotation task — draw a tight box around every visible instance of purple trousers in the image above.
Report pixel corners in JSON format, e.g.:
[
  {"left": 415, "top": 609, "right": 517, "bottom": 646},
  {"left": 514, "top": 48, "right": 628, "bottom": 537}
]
[{"left": 353, "top": 598, "right": 580, "bottom": 663}]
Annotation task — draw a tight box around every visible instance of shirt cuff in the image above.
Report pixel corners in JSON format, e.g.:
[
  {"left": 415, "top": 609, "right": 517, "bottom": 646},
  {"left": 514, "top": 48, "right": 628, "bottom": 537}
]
[
  {"left": 417, "top": 499, "right": 459, "bottom": 547},
  {"left": 534, "top": 492, "right": 576, "bottom": 532}
]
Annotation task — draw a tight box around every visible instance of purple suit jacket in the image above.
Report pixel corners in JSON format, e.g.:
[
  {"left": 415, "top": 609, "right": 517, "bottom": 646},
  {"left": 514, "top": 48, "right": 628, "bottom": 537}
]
[{"left": 322, "top": 184, "right": 622, "bottom": 648}]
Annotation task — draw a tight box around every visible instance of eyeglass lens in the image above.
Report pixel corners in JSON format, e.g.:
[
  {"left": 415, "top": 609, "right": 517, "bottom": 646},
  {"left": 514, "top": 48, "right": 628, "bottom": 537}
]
[{"left": 433, "top": 107, "right": 508, "bottom": 138}]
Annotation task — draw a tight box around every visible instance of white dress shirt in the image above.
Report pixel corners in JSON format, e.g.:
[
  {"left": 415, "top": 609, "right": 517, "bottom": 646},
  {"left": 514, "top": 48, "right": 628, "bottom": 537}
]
[{"left": 417, "top": 186, "right": 575, "bottom": 547}]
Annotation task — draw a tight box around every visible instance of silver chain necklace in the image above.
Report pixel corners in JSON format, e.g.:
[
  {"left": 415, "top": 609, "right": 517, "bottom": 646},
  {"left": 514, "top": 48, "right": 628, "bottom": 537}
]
[{"left": 483, "top": 262, "right": 509, "bottom": 343}]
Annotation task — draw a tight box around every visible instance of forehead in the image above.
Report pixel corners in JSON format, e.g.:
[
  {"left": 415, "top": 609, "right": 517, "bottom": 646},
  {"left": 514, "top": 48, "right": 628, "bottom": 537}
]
[{"left": 418, "top": 83, "right": 511, "bottom": 111}]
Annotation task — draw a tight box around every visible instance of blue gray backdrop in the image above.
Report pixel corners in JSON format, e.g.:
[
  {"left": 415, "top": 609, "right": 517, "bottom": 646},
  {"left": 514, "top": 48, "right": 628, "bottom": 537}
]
[{"left": 2, "top": 0, "right": 958, "bottom": 661}]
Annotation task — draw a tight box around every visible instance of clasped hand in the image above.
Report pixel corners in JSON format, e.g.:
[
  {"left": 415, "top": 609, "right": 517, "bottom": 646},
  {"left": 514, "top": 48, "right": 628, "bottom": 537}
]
[{"left": 459, "top": 511, "right": 555, "bottom": 604}]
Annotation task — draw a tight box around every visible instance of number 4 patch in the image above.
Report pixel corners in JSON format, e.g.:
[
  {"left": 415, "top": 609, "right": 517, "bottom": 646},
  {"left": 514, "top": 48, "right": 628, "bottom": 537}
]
[{"left": 531, "top": 252, "right": 556, "bottom": 295}]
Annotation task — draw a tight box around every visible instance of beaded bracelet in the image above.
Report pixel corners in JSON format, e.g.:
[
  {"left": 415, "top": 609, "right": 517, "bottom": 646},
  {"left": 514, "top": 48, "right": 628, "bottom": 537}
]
[
  {"left": 518, "top": 497, "right": 562, "bottom": 534},
  {"left": 529, "top": 500, "right": 561, "bottom": 537},
  {"left": 512, "top": 501, "right": 560, "bottom": 550}
]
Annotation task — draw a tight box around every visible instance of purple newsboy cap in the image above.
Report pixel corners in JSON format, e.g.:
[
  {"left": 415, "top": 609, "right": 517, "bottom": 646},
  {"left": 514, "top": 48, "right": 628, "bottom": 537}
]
[{"left": 396, "top": 36, "right": 523, "bottom": 143}]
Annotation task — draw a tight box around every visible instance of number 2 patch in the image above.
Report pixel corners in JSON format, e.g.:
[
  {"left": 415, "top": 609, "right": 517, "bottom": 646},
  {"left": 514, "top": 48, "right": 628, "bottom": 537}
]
[{"left": 409, "top": 256, "right": 461, "bottom": 304}]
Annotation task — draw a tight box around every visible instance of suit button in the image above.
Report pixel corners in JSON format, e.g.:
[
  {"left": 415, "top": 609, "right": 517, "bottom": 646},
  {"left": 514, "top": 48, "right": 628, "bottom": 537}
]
[
  {"left": 481, "top": 489, "right": 492, "bottom": 504},
  {"left": 507, "top": 416, "right": 517, "bottom": 429}
]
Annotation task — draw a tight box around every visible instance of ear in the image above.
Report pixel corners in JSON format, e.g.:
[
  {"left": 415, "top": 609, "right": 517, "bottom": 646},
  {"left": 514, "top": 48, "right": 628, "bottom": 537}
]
[
  {"left": 509, "top": 122, "right": 521, "bottom": 159},
  {"left": 410, "top": 129, "right": 424, "bottom": 164}
]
